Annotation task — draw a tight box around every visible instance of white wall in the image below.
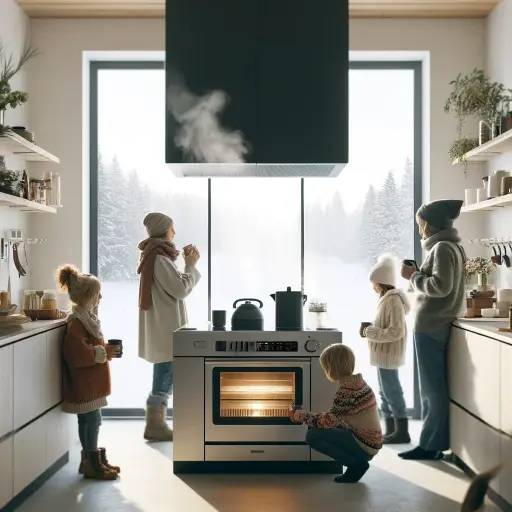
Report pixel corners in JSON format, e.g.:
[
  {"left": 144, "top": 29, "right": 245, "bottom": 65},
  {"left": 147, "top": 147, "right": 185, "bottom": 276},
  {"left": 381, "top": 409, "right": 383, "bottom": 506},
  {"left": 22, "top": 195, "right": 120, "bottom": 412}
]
[
  {"left": 27, "top": 18, "right": 486, "bottom": 288},
  {"left": 0, "top": 0, "right": 30, "bottom": 305},
  {"left": 487, "top": 0, "right": 512, "bottom": 288}
]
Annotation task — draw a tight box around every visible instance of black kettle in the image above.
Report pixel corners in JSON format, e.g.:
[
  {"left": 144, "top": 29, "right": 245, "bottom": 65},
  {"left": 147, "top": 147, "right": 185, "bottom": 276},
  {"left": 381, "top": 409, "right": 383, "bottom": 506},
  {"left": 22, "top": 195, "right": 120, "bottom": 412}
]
[
  {"left": 231, "top": 299, "right": 264, "bottom": 331},
  {"left": 270, "top": 287, "right": 307, "bottom": 331}
]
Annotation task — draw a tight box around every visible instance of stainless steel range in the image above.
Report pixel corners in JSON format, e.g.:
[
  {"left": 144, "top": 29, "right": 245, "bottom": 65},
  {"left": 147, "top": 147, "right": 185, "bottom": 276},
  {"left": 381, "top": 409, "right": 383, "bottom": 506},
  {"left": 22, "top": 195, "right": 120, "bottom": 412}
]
[{"left": 173, "top": 328, "right": 342, "bottom": 473}]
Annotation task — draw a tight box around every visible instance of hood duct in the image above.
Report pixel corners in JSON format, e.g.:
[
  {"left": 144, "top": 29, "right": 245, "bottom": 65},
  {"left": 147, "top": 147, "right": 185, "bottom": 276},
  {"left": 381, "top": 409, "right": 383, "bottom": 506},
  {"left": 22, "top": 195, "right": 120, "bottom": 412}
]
[{"left": 165, "top": 0, "right": 349, "bottom": 178}]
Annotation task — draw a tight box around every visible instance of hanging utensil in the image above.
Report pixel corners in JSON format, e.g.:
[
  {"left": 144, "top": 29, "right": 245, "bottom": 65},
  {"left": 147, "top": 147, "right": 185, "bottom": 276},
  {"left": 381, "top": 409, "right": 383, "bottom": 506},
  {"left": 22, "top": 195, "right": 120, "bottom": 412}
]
[
  {"left": 502, "top": 243, "right": 511, "bottom": 267},
  {"left": 491, "top": 244, "right": 502, "bottom": 265},
  {"left": 12, "top": 243, "right": 27, "bottom": 277}
]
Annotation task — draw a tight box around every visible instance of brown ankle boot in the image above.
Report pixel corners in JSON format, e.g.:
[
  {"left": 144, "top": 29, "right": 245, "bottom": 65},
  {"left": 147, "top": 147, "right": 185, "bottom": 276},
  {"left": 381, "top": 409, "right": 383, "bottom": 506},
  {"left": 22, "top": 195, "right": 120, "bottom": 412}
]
[
  {"left": 144, "top": 405, "right": 173, "bottom": 442},
  {"left": 78, "top": 450, "right": 86, "bottom": 474},
  {"left": 99, "top": 447, "right": 121, "bottom": 474},
  {"left": 83, "top": 450, "right": 118, "bottom": 480}
]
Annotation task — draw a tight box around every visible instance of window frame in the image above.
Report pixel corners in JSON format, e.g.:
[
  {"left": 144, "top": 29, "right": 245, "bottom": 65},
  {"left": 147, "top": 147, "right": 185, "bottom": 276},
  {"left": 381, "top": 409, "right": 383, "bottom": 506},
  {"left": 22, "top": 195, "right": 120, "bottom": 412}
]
[{"left": 89, "top": 60, "right": 423, "bottom": 419}]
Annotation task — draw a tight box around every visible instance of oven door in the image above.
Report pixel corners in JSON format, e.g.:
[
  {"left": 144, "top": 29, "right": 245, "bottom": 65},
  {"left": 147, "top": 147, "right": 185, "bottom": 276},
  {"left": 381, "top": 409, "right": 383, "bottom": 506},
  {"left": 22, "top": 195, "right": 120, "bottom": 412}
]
[{"left": 205, "top": 359, "right": 311, "bottom": 443}]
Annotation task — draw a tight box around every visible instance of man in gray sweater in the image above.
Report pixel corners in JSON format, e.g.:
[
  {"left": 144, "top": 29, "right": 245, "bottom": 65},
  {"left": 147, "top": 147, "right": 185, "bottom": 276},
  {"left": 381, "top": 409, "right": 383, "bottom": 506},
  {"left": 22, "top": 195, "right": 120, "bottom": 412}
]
[{"left": 400, "top": 199, "right": 465, "bottom": 461}]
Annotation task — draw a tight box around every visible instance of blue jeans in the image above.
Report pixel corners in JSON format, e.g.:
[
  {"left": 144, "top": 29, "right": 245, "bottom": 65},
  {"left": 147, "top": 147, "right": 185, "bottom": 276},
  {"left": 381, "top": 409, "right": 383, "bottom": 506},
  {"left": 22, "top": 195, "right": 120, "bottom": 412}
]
[
  {"left": 377, "top": 368, "right": 407, "bottom": 419},
  {"left": 147, "top": 361, "right": 173, "bottom": 407},
  {"left": 306, "top": 428, "right": 374, "bottom": 467},
  {"left": 77, "top": 409, "right": 102, "bottom": 452},
  {"left": 414, "top": 325, "right": 451, "bottom": 451}
]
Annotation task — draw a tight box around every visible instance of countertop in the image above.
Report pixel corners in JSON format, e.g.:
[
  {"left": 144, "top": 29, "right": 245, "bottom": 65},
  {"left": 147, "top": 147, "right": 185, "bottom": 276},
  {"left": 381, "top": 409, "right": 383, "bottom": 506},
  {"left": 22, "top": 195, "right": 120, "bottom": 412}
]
[
  {"left": 0, "top": 319, "right": 66, "bottom": 348},
  {"left": 454, "top": 318, "right": 512, "bottom": 345}
]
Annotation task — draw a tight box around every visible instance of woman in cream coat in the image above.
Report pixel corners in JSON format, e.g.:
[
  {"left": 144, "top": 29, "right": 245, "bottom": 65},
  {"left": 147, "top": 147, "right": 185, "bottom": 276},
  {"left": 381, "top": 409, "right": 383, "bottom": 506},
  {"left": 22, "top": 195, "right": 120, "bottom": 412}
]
[{"left": 138, "top": 212, "right": 201, "bottom": 441}]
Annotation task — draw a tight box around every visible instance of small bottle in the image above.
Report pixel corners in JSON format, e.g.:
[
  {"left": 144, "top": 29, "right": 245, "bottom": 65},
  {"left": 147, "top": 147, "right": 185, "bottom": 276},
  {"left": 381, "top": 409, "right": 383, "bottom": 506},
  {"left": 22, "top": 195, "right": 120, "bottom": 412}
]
[
  {"left": 43, "top": 171, "right": 53, "bottom": 206},
  {"left": 509, "top": 304, "right": 512, "bottom": 330}
]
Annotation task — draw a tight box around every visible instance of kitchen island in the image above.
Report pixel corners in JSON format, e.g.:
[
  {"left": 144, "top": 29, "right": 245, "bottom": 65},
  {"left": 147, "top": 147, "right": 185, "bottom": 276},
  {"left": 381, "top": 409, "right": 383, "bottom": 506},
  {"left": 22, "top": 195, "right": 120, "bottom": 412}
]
[
  {"left": 173, "top": 327, "right": 343, "bottom": 473},
  {"left": 0, "top": 319, "right": 70, "bottom": 511},
  {"left": 449, "top": 319, "right": 512, "bottom": 511}
]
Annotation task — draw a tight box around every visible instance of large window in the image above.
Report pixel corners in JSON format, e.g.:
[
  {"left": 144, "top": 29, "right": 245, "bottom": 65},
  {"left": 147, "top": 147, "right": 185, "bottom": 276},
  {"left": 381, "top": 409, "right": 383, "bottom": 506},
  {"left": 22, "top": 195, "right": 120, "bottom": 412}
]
[
  {"left": 304, "top": 64, "right": 420, "bottom": 408},
  {"left": 90, "top": 60, "right": 421, "bottom": 416}
]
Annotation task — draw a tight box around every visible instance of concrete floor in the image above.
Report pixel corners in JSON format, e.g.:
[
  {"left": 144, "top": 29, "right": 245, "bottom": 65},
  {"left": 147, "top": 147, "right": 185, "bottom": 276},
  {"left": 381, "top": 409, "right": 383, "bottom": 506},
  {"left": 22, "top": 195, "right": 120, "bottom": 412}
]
[{"left": 16, "top": 420, "right": 499, "bottom": 512}]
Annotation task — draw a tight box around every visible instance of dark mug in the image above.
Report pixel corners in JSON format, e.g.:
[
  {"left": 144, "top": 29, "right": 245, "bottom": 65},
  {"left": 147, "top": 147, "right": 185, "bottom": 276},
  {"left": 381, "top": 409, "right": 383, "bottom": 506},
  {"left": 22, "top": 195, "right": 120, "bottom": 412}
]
[
  {"left": 212, "top": 310, "right": 226, "bottom": 329},
  {"left": 107, "top": 339, "right": 123, "bottom": 358}
]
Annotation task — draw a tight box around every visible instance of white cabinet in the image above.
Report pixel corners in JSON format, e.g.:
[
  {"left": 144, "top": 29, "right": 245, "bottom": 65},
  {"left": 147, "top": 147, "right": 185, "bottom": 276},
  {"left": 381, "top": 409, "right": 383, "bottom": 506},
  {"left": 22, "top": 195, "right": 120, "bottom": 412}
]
[
  {"left": 0, "top": 437, "right": 13, "bottom": 509},
  {"left": 499, "top": 434, "right": 512, "bottom": 505},
  {"left": 450, "top": 403, "right": 501, "bottom": 493},
  {"left": 449, "top": 328, "right": 501, "bottom": 430},
  {"left": 500, "top": 342, "right": 512, "bottom": 434},
  {"left": 13, "top": 415, "right": 47, "bottom": 496},
  {"left": 45, "top": 407, "right": 70, "bottom": 467},
  {"left": 46, "top": 327, "right": 65, "bottom": 410},
  {"left": 0, "top": 344, "right": 14, "bottom": 438},
  {"left": 14, "top": 333, "right": 48, "bottom": 429}
]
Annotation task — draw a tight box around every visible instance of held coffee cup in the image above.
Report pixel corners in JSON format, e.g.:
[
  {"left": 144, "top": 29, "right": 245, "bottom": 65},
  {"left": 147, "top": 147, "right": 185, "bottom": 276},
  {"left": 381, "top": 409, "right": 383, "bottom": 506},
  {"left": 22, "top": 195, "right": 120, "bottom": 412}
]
[
  {"left": 360, "top": 322, "right": 371, "bottom": 337},
  {"left": 107, "top": 339, "right": 123, "bottom": 358}
]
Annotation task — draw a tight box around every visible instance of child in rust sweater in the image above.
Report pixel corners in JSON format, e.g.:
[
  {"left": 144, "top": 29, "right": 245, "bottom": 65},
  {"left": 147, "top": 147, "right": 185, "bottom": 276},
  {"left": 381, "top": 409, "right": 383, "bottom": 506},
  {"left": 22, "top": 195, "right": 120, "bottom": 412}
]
[
  {"left": 57, "top": 265, "right": 121, "bottom": 480},
  {"left": 290, "top": 344, "right": 383, "bottom": 483}
]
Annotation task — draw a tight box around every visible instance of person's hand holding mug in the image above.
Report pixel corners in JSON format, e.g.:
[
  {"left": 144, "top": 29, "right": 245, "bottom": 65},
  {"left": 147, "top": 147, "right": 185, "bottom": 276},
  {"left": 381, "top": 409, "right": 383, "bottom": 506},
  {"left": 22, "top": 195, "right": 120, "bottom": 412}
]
[
  {"left": 105, "top": 344, "right": 121, "bottom": 360},
  {"left": 360, "top": 322, "right": 371, "bottom": 338},
  {"left": 401, "top": 259, "right": 418, "bottom": 281},
  {"left": 184, "top": 245, "right": 200, "bottom": 266}
]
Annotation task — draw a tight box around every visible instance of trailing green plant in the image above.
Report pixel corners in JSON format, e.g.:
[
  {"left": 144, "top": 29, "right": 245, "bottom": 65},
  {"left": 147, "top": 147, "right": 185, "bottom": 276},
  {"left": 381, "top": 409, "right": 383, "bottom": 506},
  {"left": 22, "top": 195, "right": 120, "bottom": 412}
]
[
  {"left": 0, "top": 156, "right": 22, "bottom": 196},
  {"left": 444, "top": 69, "right": 512, "bottom": 136},
  {"left": 448, "top": 137, "right": 479, "bottom": 173},
  {"left": 0, "top": 39, "right": 39, "bottom": 115}
]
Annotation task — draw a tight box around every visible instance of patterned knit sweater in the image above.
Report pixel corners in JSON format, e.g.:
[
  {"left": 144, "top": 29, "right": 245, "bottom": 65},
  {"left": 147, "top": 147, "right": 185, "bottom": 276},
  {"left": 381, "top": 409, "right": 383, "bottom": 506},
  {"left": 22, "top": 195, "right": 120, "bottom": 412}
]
[{"left": 293, "top": 374, "right": 383, "bottom": 452}]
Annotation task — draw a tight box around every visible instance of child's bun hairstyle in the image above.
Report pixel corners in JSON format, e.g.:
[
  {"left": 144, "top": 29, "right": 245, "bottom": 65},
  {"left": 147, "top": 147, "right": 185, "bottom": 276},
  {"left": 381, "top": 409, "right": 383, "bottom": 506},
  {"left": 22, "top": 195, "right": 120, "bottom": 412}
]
[
  {"left": 56, "top": 264, "right": 100, "bottom": 309},
  {"left": 57, "top": 264, "right": 80, "bottom": 291}
]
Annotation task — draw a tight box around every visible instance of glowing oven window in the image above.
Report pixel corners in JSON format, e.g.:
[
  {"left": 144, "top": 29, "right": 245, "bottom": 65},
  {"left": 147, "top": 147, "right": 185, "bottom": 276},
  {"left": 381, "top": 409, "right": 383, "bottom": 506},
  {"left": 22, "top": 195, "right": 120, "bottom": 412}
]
[{"left": 219, "top": 371, "right": 295, "bottom": 418}]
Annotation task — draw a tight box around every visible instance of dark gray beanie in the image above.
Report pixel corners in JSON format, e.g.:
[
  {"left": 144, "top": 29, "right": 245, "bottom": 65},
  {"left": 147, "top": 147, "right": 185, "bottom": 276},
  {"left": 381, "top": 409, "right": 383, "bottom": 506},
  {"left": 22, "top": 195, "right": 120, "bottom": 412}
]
[{"left": 416, "top": 199, "right": 463, "bottom": 229}]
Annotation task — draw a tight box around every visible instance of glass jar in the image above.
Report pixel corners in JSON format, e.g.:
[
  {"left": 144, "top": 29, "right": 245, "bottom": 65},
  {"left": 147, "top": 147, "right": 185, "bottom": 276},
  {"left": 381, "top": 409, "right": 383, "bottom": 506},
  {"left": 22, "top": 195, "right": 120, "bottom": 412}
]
[
  {"left": 29, "top": 179, "right": 44, "bottom": 203},
  {"left": 307, "top": 301, "right": 330, "bottom": 330}
]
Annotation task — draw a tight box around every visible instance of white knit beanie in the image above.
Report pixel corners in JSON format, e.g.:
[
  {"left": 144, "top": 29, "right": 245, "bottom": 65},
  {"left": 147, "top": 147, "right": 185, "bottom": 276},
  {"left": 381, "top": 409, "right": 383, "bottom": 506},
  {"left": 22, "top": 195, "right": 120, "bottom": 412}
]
[{"left": 368, "top": 254, "right": 396, "bottom": 287}]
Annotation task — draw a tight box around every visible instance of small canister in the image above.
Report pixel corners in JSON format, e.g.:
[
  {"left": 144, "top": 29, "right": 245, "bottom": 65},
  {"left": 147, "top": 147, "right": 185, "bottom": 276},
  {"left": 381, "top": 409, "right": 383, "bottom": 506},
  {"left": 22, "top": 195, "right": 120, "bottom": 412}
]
[
  {"left": 502, "top": 176, "right": 512, "bottom": 196},
  {"left": 41, "top": 292, "right": 57, "bottom": 310},
  {"left": 509, "top": 305, "right": 512, "bottom": 330}
]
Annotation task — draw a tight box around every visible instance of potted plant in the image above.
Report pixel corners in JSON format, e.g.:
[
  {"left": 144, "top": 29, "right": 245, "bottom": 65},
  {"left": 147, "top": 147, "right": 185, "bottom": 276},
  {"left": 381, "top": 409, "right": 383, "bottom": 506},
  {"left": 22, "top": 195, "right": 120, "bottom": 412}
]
[
  {"left": 0, "top": 39, "right": 39, "bottom": 126},
  {"left": 465, "top": 256, "right": 496, "bottom": 291},
  {"left": 0, "top": 156, "right": 22, "bottom": 196},
  {"left": 445, "top": 69, "right": 512, "bottom": 170},
  {"left": 448, "top": 137, "right": 479, "bottom": 174}
]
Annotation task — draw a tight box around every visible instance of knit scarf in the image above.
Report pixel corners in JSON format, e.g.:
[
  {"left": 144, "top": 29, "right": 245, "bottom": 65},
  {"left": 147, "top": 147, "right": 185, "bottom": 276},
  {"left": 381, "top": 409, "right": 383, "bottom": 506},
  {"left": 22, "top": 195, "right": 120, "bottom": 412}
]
[
  {"left": 67, "top": 304, "right": 102, "bottom": 339},
  {"left": 137, "top": 237, "right": 180, "bottom": 311}
]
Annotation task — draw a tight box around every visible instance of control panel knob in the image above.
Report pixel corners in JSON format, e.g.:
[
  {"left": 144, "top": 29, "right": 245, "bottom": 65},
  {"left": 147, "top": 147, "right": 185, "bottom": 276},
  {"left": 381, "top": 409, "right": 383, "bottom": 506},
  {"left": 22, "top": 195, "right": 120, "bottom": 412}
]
[{"left": 304, "top": 339, "right": 320, "bottom": 353}]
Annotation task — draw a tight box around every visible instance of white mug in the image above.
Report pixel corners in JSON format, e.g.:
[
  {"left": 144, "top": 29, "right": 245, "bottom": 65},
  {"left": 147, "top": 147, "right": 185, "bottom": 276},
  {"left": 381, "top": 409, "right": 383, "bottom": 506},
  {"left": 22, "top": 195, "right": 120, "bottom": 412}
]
[
  {"left": 465, "top": 188, "right": 478, "bottom": 206},
  {"left": 476, "top": 188, "right": 488, "bottom": 202}
]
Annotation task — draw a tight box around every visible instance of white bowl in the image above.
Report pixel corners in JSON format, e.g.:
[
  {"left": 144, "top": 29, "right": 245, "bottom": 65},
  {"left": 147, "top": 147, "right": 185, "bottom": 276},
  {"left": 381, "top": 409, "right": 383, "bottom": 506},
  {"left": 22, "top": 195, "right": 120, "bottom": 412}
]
[{"left": 481, "top": 308, "right": 498, "bottom": 318}]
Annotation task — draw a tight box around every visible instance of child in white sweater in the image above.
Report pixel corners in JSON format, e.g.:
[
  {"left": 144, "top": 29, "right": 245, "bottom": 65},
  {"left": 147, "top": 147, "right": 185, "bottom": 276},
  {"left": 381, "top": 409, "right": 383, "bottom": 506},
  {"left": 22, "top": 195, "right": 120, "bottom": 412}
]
[{"left": 360, "top": 254, "right": 411, "bottom": 444}]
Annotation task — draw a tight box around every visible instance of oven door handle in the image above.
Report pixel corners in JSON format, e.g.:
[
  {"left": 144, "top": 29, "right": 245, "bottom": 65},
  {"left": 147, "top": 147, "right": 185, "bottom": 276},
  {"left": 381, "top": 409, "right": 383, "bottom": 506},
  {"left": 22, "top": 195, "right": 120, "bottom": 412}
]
[{"left": 204, "top": 358, "right": 311, "bottom": 365}]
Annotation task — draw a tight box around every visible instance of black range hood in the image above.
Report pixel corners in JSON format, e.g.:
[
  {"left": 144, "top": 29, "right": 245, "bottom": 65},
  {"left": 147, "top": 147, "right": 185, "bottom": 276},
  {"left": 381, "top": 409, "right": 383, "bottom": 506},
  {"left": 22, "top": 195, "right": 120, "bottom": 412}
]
[{"left": 165, "top": 0, "right": 349, "bottom": 178}]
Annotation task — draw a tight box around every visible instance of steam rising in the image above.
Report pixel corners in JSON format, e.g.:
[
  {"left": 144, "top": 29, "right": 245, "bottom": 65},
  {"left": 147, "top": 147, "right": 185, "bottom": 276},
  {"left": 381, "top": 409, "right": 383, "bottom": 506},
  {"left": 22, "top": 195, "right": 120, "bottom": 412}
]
[{"left": 167, "top": 81, "right": 250, "bottom": 164}]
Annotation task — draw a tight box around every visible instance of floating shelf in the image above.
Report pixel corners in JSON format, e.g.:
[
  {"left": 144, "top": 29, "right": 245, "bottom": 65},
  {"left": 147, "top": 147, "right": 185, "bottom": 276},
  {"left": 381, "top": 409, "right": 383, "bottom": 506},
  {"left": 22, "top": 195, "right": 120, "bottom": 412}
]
[
  {"left": 0, "top": 191, "right": 57, "bottom": 213},
  {"left": 0, "top": 129, "right": 60, "bottom": 163},
  {"left": 461, "top": 193, "right": 512, "bottom": 213},
  {"left": 453, "top": 129, "right": 512, "bottom": 165}
]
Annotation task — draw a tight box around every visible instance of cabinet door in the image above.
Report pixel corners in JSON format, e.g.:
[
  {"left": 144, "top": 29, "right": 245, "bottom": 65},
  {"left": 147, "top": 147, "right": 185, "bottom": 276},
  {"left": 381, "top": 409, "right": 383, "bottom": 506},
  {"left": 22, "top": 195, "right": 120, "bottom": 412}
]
[
  {"left": 14, "top": 334, "right": 48, "bottom": 429},
  {"left": 0, "top": 345, "right": 14, "bottom": 438},
  {"left": 45, "top": 407, "right": 70, "bottom": 467},
  {"left": 449, "top": 328, "right": 500, "bottom": 429},
  {"left": 46, "top": 327, "right": 65, "bottom": 409},
  {"left": 499, "top": 434, "right": 512, "bottom": 505},
  {"left": 501, "top": 342, "right": 512, "bottom": 434},
  {"left": 13, "top": 415, "right": 47, "bottom": 496},
  {"left": 0, "top": 437, "right": 13, "bottom": 509},
  {"left": 450, "top": 403, "right": 501, "bottom": 493}
]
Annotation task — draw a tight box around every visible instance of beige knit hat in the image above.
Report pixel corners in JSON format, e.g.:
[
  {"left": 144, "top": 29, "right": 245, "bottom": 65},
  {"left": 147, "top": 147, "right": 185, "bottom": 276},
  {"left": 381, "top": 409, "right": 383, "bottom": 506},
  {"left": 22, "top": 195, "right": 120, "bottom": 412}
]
[
  {"left": 368, "top": 254, "right": 396, "bottom": 287},
  {"left": 143, "top": 212, "right": 173, "bottom": 238}
]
